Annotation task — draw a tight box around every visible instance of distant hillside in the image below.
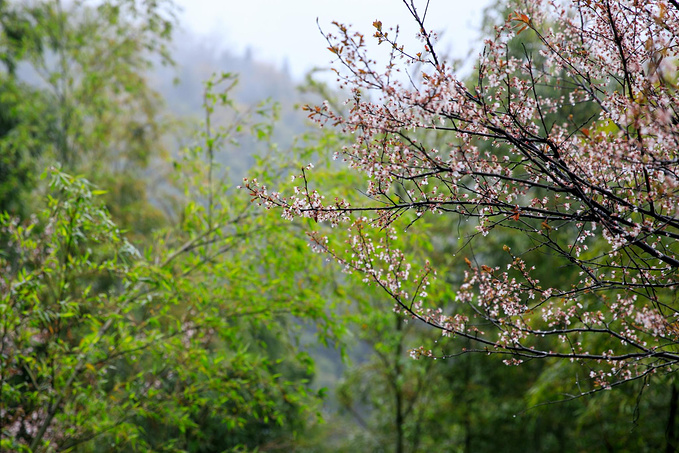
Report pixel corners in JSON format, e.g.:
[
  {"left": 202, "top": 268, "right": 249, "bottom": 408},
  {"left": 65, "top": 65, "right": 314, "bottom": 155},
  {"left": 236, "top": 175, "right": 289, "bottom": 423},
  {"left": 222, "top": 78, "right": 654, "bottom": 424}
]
[
  {"left": 152, "top": 32, "right": 324, "bottom": 178},
  {"left": 158, "top": 33, "right": 303, "bottom": 112}
]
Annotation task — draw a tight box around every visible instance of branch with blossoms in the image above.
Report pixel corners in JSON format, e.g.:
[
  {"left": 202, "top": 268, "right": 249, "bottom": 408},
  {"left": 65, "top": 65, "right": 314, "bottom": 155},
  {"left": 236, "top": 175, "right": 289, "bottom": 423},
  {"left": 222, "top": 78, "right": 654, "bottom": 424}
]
[{"left": 244, "top": 0, "right": 679, "bottom": 391}]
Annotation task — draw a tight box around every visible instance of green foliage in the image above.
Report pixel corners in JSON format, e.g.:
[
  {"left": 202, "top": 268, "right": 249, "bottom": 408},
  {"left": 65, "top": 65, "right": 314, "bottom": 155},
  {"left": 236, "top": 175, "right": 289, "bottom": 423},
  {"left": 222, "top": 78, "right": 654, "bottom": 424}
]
[
  {"left": 0, "top": 119, "right": 342, "bottom": 452},
  {"left": 0, "top": 0, "right": 175, "bottom": 232},
  {"left": 0, "top": 76, "right": 47, "bottom": 215},
  {"left": 0, "top": 28, "right": 346, "bottom": 449}
]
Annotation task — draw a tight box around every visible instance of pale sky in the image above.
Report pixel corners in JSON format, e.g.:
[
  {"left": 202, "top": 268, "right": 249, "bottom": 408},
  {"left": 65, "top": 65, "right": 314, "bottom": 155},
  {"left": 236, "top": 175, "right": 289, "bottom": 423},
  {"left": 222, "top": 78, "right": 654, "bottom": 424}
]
[{"left": 173, "top": 0, "right": 494, "bottom": 79}]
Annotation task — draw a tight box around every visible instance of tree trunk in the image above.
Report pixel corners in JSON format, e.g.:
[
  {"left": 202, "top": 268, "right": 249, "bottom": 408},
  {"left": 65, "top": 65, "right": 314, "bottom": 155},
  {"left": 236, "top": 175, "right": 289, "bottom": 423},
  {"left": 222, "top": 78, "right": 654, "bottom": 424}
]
[
  {"left": 394, "top": 314, "right": 404, "bottom": 453},
  {"left": 667, "top": 382, "right": 678, "bottom": 453}
]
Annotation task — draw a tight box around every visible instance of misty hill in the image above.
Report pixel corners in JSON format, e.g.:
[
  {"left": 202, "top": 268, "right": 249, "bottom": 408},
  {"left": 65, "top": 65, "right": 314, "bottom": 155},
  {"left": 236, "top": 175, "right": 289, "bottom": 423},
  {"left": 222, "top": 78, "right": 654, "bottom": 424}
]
[{"left": 152, "top": 32, "right": 325, "bottom": 178}]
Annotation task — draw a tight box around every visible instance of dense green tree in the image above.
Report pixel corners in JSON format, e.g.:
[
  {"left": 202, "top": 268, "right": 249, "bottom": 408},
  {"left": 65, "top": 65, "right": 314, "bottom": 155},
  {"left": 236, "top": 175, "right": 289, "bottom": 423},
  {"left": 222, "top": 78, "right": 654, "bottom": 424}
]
[
  {"left": 0, "top": 0, "right": 175, "bottom": 235},
  {"left": 0, "top": 73, "right": 349, "bottom": 451},
  {"left": 0, "top": 1, "right": 350, "bottom": 446}
]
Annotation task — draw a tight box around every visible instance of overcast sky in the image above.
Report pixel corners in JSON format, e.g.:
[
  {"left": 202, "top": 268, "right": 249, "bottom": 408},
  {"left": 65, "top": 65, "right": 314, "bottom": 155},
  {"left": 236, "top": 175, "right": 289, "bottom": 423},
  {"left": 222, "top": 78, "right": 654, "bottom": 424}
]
[{"left": 173, "top": 0, "right": 494, "bottom": 79}]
